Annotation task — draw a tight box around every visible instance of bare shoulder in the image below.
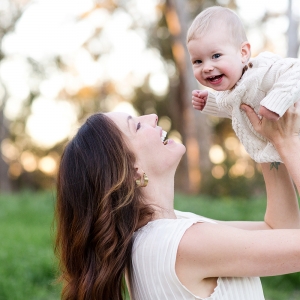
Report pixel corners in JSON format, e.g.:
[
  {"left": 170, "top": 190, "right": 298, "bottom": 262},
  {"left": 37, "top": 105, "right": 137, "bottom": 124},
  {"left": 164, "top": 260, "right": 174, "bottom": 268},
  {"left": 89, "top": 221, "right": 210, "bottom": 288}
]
[
  {"left": 178, "top": 222, "right": 219, "bottom": 254},
  {"left": 175, "top": 222, "right": 220, "bottom": 295},
  {"left": 176, "top": 222, "right": 221, "bottom": 280}
]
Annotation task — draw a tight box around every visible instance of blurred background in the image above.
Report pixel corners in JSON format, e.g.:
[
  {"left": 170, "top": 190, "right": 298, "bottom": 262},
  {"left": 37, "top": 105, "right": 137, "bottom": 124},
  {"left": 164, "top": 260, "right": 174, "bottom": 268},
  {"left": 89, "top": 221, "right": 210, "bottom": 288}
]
[
  {"left": 0, "top": 1, "right": 300, "bottom": 299},
  {"left": 1, "top": 0, "right": 299, "bottom": 196}
]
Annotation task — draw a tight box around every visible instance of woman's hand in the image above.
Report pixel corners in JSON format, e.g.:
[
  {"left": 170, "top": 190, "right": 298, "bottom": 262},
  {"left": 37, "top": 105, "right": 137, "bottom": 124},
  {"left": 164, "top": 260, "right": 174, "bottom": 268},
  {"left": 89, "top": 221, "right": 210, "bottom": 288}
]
[
  {"left": 240, "top": 102, "right": 300, "bottom": 148},
  {"left": 241, "top": 102, "right": 300, "bottom": 192}
]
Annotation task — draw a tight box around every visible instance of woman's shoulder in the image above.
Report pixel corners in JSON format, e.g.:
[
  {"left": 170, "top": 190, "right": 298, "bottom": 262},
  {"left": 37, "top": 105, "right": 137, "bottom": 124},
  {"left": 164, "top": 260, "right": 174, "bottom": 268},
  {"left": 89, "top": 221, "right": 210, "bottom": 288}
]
[
  {"left": 175, "top": 210, "right": 217, "bottom": 224},
  {"left": 134, "top": 210, "right": 216, "bottom": 237},
  {"left": 132, "top": 210, "right": 217, "bottom": 255}
]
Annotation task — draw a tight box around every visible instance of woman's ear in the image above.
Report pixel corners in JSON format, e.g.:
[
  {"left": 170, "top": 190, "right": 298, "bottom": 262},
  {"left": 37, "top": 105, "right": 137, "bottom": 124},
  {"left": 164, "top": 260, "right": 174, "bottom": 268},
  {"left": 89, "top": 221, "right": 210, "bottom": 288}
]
[
  {"left": 134, "top": 164, "right": 144, "bottom": 180},
  {"left": 241, "top": 41, "right": 251, "bottom": 63},
  {"left": 134, "top": 165, "right": 148, "bottom": 187}
]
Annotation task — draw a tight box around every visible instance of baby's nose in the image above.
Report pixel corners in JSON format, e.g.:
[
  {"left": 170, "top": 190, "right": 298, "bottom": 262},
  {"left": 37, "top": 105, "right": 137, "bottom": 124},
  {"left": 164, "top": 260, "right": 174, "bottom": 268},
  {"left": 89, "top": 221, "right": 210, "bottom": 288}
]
[{"left": 203, "top": 63, "right": 213, "bottom": 72}]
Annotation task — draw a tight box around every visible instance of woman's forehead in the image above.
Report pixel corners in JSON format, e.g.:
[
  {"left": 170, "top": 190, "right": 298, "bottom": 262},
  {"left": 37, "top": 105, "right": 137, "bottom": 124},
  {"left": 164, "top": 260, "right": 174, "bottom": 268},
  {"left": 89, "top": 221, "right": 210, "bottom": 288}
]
[
  {"left": 106, "top": 111, "right": 130, "bottom": 122},
  {"left": 105, "top": 111, "right": 132, "bottom": 133}
]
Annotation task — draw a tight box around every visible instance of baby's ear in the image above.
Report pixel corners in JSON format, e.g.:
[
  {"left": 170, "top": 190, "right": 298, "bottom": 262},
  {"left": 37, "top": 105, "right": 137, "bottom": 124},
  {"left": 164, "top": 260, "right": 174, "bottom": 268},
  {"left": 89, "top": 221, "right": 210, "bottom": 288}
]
[{"left": 240, "top": 42, "right": 251, "bottom": 63}]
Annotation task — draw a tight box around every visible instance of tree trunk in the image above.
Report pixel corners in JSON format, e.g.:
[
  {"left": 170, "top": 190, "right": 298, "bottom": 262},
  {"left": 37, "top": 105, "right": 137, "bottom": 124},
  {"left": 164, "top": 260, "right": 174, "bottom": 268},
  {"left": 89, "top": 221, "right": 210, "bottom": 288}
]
[
  {"left": 0, "top": 87, "right": 12, "bottom": 193},
  {"left": 287, "top": 0, "right": 299, "bottom": 58},
  {"left": 165, "top": 0, "right": 212, "bottom": 194},
  {"left": 0, "top": 2, "right": 28, "bottom": 193}
]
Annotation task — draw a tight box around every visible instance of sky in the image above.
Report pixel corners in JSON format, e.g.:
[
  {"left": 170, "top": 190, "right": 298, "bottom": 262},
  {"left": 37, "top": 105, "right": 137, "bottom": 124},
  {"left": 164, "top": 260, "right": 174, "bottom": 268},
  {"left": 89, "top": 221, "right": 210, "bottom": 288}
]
[{"left": 1, "top": 0, "right": 299, "bottom": 148}]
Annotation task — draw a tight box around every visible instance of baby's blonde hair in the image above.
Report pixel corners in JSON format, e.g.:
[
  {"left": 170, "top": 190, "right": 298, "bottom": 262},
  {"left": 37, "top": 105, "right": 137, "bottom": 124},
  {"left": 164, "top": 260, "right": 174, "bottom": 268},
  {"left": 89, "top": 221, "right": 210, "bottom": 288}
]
[{"left": 187, "top": 6, "right": 248, "bottom": 47}]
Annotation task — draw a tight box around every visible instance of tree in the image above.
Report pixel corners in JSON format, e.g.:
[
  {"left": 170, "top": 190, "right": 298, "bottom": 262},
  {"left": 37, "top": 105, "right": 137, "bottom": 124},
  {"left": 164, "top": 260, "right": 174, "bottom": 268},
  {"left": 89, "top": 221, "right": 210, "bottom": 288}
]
[
  {"left": 287, "top": 0, "right": 299, "bottom": 57},
  {"left": 0, "top": 0, "right": 30, "bottom": 192},
  {"left": 74, "top": 0, "right": 213, "bottom": 194},
  {"left": 163, "top": 0, "right": 214, "bottom": 193},
  {"left": 0, "top": 86, "right": 10, "bottom": 192}
]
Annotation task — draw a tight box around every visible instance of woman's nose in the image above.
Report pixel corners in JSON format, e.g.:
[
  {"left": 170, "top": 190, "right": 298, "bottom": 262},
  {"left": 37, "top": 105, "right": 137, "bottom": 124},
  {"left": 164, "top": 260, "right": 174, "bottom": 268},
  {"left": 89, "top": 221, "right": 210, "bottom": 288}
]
[
  {"left": 150, "top": 114, "right": 158, "bottom": 127},
  {"left": 142, "top": 114, "right": 158, "bottom": 127}
]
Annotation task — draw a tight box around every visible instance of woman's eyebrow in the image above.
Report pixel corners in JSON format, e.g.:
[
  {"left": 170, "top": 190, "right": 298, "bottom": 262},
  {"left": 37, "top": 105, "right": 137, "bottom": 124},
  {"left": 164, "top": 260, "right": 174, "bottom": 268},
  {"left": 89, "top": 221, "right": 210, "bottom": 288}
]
[{"left": 127, "top": 115, "right": 133, "bottom": 128}]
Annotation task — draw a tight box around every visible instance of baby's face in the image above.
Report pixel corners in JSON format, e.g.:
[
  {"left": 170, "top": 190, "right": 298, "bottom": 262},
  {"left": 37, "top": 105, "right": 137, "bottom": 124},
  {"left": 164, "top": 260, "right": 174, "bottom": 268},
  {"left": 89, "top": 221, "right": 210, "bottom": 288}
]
[{"left": 187, "top": 28, "right": 248, "bottom": 91}]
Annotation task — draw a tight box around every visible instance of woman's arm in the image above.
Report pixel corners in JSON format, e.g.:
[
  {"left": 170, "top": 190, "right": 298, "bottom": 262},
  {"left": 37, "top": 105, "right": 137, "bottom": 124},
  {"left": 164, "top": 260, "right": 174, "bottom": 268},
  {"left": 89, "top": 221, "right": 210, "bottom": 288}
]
[
  {"left": 217, "top": 161, "right": 299, "bottom": 230},
  {"left": 262, "top": 162, "right": 299, "bottom": 229},
  {"left": 217, "top": 103, "right": 300, "bottom": 230},
  {"left": 241, "top": 102, "right": 300, "bottom": 192},
  {"left": 176, "top": 103, "right": 300, "bottom": 282},
  {"left": 177, "top": 221, "right": 300, "bottom": 280},
  {"left": 199, "top": 102, "right": 300, "bottom": 230}
]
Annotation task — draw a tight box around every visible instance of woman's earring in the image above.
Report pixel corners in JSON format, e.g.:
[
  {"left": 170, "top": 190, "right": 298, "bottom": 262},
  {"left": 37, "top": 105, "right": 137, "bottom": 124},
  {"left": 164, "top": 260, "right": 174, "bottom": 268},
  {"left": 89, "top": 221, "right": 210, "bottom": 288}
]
[{"left": 135, "top": 173, "right": 149, "bottom": 187}]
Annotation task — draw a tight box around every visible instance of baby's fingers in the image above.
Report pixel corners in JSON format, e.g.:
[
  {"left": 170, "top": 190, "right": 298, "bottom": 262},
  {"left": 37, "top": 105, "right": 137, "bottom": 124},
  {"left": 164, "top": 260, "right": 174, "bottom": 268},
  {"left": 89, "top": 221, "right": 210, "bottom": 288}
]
[
  {"left": 192, "top": 96, "right": 205, "bottom": 103},
  {"left": 192, "top": 100, "right": 205, "bottom": 111},
  {"left": 192, "top": 90, "right": 201, "bottom": 97}
]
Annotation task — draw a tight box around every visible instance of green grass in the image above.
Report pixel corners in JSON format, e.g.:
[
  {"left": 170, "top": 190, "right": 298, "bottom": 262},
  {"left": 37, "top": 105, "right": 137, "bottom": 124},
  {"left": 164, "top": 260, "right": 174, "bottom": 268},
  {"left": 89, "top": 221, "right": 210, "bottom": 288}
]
[
  {"left": 0, "top": 191, "right": 60, "bottom": 300},
  {"left": 0, "top": 191, "right": 299, "bottom": 300}
]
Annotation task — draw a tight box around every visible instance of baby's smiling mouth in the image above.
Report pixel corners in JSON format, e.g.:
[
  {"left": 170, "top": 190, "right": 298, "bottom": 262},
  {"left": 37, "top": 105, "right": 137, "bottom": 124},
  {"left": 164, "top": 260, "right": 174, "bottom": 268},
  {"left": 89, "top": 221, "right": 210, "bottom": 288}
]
[
  {"left": 161, "top": 130, "right": 168, "bottom": 145},
  {"left": 207, "top": 74, "right": 223, "bottom": 82}
]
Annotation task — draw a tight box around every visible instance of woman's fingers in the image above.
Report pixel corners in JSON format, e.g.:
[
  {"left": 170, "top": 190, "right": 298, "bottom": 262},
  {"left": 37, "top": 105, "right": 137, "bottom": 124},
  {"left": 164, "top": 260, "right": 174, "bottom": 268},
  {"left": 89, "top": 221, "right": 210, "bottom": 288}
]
[
  {"left": 283, "top": 101, "right": 300, "bottom": 135},
  {"left": 241, "top": 101, "right": 300, "bottom": 144},
  {"left": 292, "top": 101, "right": 300, "bottom": 138},
  {"left": 294, "top": 100, "right": 300, "bottom": 108}
]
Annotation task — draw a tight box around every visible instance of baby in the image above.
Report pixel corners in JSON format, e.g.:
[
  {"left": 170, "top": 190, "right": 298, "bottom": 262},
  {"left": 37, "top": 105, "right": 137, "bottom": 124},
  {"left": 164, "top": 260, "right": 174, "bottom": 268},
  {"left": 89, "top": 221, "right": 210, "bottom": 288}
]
[{"left": 187, "top": 6, "right": 300, "bottom": 163}]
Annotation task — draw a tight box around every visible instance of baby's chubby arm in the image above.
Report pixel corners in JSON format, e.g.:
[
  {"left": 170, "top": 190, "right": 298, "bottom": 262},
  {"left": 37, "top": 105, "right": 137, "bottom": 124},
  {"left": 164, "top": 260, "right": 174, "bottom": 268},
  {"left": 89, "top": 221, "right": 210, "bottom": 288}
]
[
  {"left": 191, "top": 90, "right": 231, "bottom": 119},
  {"left": 259, "top": 56, "right": 300, "bottom": 118}
]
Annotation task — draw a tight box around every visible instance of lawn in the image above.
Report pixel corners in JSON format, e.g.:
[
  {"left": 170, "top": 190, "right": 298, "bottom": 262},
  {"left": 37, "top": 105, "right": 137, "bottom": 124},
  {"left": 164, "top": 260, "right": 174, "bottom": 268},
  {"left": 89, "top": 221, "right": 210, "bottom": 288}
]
[
  {"left": 0, "top": 191, "right": 299, "bottom": 300},
  {"left": 0, "top": 191, "right": 60, "bottom": 300}
]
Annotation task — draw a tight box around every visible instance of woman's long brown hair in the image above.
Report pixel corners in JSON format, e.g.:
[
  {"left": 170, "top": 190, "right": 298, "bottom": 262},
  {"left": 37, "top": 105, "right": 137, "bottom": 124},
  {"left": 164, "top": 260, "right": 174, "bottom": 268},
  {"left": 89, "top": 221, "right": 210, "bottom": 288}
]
[{"left": 55, "top": 113, "right": 152, "bottom": 300}]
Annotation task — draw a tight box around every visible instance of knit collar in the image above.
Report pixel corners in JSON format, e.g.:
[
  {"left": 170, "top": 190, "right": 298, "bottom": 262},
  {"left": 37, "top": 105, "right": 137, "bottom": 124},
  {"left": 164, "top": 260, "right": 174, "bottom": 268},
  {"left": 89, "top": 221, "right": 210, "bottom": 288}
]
[{"left": 231, "top": 62, "right": 253, "bottom": 91}]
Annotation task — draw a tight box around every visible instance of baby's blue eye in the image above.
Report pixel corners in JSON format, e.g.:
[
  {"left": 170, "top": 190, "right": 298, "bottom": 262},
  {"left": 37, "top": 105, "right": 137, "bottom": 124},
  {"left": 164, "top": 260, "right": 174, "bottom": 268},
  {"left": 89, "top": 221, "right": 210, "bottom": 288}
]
[
  {"left": 194, "top": 59, "right": 202, "bottom": 65},
  {"left": 212, "top": 53, "right": 221, "bottom": 59}
]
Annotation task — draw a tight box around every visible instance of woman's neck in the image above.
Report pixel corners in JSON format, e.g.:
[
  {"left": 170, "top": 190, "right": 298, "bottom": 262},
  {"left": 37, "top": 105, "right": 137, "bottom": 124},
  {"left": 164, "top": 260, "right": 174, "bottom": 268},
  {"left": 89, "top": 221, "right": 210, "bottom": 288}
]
[{"left": 139, "top": 175, "right": 176, "bottom": 224}]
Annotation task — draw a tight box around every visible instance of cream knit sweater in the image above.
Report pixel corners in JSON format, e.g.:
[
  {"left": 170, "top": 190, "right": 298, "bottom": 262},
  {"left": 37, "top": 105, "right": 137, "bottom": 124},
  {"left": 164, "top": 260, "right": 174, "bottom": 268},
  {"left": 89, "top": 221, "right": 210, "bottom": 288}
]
[{"left": 202, "top": 52, "right": 300, "bottom": 163}]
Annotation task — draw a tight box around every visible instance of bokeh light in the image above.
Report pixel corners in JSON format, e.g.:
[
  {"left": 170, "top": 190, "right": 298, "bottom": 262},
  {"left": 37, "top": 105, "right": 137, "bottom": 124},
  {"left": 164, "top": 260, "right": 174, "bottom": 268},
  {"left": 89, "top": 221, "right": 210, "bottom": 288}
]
[{"left": 209, "top": 145, "right": 226, "bottom": 164}]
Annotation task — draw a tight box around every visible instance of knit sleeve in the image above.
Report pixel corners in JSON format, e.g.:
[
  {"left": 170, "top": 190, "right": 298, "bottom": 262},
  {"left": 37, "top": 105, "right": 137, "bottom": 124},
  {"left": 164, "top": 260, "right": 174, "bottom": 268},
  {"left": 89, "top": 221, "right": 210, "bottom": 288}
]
[
  {"left": 201, "top": 92, "right": 232, "bottom": 119},
  {"left": 260, "top": 58, "right": 300, "bottom": 117}
]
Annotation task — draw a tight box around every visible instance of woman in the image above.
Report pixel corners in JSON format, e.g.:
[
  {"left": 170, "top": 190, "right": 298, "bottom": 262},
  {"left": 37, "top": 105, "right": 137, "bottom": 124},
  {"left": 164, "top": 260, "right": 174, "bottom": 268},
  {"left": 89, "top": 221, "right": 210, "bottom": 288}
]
[{"left": 55, "top": 103, "right": 300, "bottom": 300}]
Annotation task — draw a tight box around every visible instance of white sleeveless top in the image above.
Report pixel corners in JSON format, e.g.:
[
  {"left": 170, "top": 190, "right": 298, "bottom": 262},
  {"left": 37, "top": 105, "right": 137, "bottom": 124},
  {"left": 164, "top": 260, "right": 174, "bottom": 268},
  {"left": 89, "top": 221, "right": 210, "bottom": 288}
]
[{"left": 128, "top": 210, "right": 265, "bottom": 300}]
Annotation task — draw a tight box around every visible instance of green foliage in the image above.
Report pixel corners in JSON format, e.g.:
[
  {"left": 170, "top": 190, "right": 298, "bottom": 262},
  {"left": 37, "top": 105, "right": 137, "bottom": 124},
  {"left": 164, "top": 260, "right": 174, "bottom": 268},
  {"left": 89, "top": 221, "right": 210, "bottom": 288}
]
[
  {"left": 175, "top": 193, "right": 266, "bottom": 222},
  {"left": 201, "top": 170, "right": 265, "bottom": 198}
]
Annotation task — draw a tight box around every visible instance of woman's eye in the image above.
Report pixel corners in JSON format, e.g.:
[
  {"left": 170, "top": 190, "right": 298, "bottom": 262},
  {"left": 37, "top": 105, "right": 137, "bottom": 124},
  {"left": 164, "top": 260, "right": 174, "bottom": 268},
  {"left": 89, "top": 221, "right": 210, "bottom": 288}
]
[
  {"left": 194, "top": 59, "right": 202, "bottom": 65},
  {"left": 212, "top": 53, "right": 221, "bottom": 59},
  {"left": 136, "top": 122, "right": 141, "bottom": 131}
]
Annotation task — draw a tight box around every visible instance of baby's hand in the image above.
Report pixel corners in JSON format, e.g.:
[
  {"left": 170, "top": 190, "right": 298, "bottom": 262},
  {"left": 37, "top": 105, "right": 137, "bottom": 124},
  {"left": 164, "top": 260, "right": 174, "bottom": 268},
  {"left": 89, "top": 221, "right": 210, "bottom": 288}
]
[{"left": 192, "top": 90, "right": 208, "bottom": 111}]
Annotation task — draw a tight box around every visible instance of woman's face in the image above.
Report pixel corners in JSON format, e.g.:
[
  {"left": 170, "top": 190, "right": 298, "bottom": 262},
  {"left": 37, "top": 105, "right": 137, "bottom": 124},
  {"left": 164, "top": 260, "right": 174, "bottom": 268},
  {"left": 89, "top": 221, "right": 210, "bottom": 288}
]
[{"left": 106, "top": 112, "right": 186, "bottom": 175}]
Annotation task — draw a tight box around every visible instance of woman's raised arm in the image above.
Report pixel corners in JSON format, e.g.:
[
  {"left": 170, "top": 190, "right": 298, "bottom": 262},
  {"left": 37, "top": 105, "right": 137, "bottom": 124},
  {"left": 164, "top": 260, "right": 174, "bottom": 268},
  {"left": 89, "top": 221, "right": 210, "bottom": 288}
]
[
  {"left": 241, "top": 102, "right": 300, "bottom": 192},
  {"left": 240, "top": 103, "right": 300, "bottom": 229},
  {"left": 176, "top": 103, "right": 300, "bottom": 285},
  {"left": 214, "top": 103, "right": 300, "bottom": 230}
]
